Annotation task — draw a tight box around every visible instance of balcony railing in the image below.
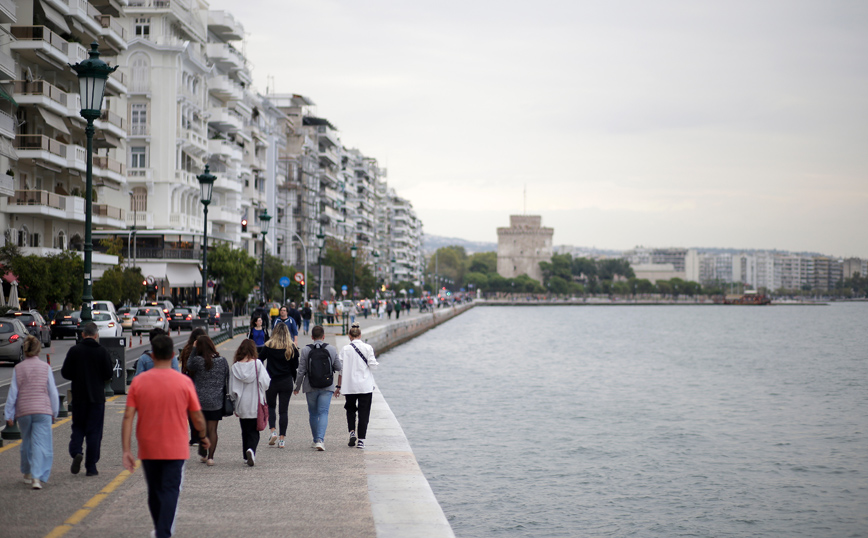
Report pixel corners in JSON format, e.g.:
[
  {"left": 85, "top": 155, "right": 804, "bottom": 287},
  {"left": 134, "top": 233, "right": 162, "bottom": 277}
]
[
  {"left": 94, "top": 204, "right": 125, "bottom": 220},
  {"left": 129, "top": 124, "right": 149, "bottom": 136},
  {"left": 11, "top": 80, "right": 69, "bottom": 105},
  {"left": 97, "top": 15, "right": 127, "bottom": 40},
  {"left": 134, "top": 247, "right": 197, "bottom": 260},
  {"left": 15, "top": 134, "right": 66, "bottom": 157},
  {"left": 10, "top": 26, "right": 68, "bottom": 55},
  {"left": 99, "top": 109, "right": 126, "bottom": 129},
  {"left": 9, "top": 189, "right": 64, "bottom": 209},
  {"left": 93, "top": 156, "right": 125, "bottom": 175}
]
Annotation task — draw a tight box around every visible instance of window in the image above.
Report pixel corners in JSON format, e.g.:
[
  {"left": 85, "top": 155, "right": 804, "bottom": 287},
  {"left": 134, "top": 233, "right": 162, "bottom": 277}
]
[
  {"left": 130, "top": 103, "right": 148, "bottom": 135},
  {"left": 130, "top": 146, "right": 147, "bottom": 169},
  {"left": 131, "top": 187, "right": 148, "bottom": 212},
  {"left": 135, "top": 18, "right": 150, "bottom": 38},
  {"left": 131, "top": 56, "right": 150, "bottom": 93}
]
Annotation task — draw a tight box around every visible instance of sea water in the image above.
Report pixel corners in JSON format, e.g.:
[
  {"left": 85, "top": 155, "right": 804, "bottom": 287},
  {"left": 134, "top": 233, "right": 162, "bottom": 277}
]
[{"left": 373, "top": 303, "right": 868, "bottom": 537}]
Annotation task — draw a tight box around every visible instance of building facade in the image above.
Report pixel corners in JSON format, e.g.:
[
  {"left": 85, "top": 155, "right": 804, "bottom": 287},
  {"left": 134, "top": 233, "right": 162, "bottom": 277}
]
[{"left": 496, "top": 215, "right": 553, "bottom": 282}]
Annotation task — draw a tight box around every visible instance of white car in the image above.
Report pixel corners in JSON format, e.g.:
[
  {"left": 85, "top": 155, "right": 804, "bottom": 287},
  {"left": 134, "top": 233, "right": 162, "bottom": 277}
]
[{"left": 91, "top": 311, "right": 123, "bottom": 338}]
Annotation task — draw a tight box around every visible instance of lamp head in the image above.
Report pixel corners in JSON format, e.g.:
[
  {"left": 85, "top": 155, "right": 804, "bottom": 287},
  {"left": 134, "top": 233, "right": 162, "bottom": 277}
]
[
  {"left": 196, "top": 165, "right": 216, "bottom": 205},
  {"left": 260, "top": 210, "right": 272, "bottom": 235},
  {"left": 70, "top": 42, "right": 117, "bottom": 121}
]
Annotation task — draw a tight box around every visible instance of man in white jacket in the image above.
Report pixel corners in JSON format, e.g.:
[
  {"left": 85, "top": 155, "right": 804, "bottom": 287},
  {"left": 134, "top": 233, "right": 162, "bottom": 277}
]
[{"left": 337, "top": 324, "right": 379, "bottom": 449}]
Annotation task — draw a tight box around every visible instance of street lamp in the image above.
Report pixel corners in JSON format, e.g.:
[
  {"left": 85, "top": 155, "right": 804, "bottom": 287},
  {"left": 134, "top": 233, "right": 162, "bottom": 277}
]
[
  {"left": 316, "top": 233, "right": 326, "bottom": 299},
  {"left": 350, "top": 244, "right": 357, "bottom": 301},
  {"left": 260, "top": 210, "right": 272, "bottom": 303},
  {"left": 196, "top": 166, "right": 215, "bottom": 310},
  {"left": 71, "top": 42, "right": 116, "bottom": 323},
  {"left": 127, "top": 190, "right": 137, "bottom": 269}
]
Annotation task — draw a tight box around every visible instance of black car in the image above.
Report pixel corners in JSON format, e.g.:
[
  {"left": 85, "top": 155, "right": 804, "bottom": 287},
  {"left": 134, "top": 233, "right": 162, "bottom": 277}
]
[
  {"left": 51, "top": 309, "right": 82, "bottom": 339},
  {"left": 168, "top": 307, "right": 196, "bottom": 330},
  {"left": 199, "top": 305, "right": 223, "bottom": 326},
  {"left": 6, "top": 310, "right": 51, "bottom": 346}
]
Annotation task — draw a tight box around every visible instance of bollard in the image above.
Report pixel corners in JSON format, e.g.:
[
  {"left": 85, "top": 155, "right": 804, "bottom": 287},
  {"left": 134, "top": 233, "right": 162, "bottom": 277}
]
[
  {"left": 139, "top": 334, "right": 143, "bottom": 345},
  {"left": 57, "top": 394, "right": 68, "bottom": 418},
  {"left": 1, "top": 420, "right": 21, "bottom": 440},
  {"left": 129, "top": 337, "right": 133, "bottom": 349},
  {"left": 177, "top": 326, "right": 181, "bottom": 335},
  {"left": 46, "top": 353, "right": 50, "bottom": 365}
]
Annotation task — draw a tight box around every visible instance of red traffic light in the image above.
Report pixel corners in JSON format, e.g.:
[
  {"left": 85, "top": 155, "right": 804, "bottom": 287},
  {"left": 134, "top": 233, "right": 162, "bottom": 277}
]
[{"left": 142, "top": 280, "right": 147, "bottom": 286}]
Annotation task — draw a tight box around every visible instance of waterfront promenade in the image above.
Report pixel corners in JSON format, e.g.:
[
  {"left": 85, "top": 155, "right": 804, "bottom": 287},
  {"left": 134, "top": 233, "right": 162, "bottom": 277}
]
[{"left": 0, "top": 306, "right": 465, "bottom": 538}]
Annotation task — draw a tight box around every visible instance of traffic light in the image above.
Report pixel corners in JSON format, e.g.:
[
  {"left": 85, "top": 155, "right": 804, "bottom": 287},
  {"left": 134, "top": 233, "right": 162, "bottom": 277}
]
[
  {"left": 142, "top": 280, "right": 147, "bottom": 286},
  {"left": 241, "top": 218, "right": 247, "bottom": 232}
]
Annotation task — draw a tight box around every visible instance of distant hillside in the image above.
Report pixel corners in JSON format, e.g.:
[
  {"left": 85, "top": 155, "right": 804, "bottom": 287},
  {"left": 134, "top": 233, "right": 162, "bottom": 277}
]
[{"left": 423, "top": 235, "right": 497, "bottom": 255}]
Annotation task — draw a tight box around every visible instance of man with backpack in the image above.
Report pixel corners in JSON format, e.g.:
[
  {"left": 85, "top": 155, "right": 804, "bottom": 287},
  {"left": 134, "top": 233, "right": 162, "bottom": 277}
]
[{"left": 293, "top": 326, "right": 342, "bottom": 451}]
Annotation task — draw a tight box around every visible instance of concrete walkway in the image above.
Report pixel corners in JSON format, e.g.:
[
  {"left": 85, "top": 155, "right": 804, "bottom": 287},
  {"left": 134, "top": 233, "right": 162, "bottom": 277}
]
[{"left": 0, "top": 306, "right": 459, "bottom": 538}]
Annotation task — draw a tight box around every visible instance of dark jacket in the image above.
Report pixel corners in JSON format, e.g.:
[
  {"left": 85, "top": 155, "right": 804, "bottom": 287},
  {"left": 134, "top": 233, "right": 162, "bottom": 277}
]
[
  {"left": 301, "top": 306, "right": 312, "bottom": 320},
  {"left": 60, "top": 338, "right": 113, "bottom": 404},
  {"left": 288, "top": 308, "right": 302, "bottom": 328},
  {"left": 259, "top": 345, "right": 299, "bottom": 383}
]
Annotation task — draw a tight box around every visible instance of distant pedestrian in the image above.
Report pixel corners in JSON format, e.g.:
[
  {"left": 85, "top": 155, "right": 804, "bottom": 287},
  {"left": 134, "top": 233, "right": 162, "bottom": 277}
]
[
  {"left": 136, "top": 328, "right": 180, "bottom": 376},
  {"left": 301, "top": 302, "right": 312, "bottom": 335},
  {"left": 123, "top": 334, "right": 209, "bottom": 538},
  {"left": 272, "top": 305, "right": 298, "bottom": 345},
  {"left": 386, "top": 300, "right": 393, "bottom": 319},
  {"left": 288, "top": 302, "right": 302, "bottom": 332},
  {"left": 4, "top": 336, "right": 60, "bottom": 489},
  {"left": 394, "top": 300, "right": 401, "bottom": 319},
  {"left": 260, "top": 323, "right": 299, "bottom": 449},
  {"left": 186, "top": 335, "right": 229, "bottom": 466},
  {"left": 269, "top": 303, "right": 280, "bottom": 321},
  {"left": 378, "top": 301, "right": 385, "bottom": 319},
  {"left": 294, "top": 325, "right": 342, "bottom": 451},
  {"left": 348, "top": 300, "right": 357, "bottom": 325},
  {"left": 251, "top": 301, "right": 270, "bottom": 328},
  {"left": 326, "top": 301, "right": 335, "bottom": 324},
  {"left": 335, "top": 300, "right": 343, "bottom": 322},
  {"left": 230, "top": 339, "right": 270, "bottom": 466},
  {"left": 338, "top": 324, "right": 378, "bottom": 449},
  {"left": 247, "top": 315, "right": 269, "bottom": 354},
  {"left": 61, "top": 322, "right": 112, "bottom": 477},
  {"left": 178, "top": 327, "right": 207, "bottom": 445}
]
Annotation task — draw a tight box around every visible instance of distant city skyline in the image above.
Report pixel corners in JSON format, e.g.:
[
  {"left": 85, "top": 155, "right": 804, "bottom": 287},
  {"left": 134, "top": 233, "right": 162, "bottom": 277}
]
[{"left": 208, "top": 0, "right": 868, "bottom": 258}]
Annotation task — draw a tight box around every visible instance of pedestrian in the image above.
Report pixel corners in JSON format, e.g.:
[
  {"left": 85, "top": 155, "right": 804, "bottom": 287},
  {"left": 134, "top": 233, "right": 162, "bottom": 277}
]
[
  {"left": 4, "top": 336, "right": 60, "bottom": 489},
  {"left": 301, "top": 302, "right": 312, "bottom": 335},
  {"left": 363, "top": 298, "right": 370, "bottom": 319},
  {"left": 135, "top": 328, "right": 180, "bottom": 375},
  {"left": 335, "top": 300, "right": 343, "bottom": 322},
  {"left": 386, "top": 300, "right": 393, "bottom": 319},
  {"left": 122, "top": 334, "right": 209, "bottom": 538},
  {"left": 316, "top": 301, "right": 326, "bottom": 324},
  {"left": 251, "top": 301, "right": 270, "bottom": 327},
  {"left": 247, "top": 315, "right": 269, "bottom": 355},
  {"left": 395, "top": 299, "right": 401, "bottom": 319},
  {"left": 178, "top": 327, "right": 207, "bottom": 445},
  {"left": 293, "top": 325, "right": 342, "bottom": 451},
  {"left": 259, "top": 322, "right": 299, "bottom": 449},
  {"left": 326, "top": 301, "right": 335, "bottom": 324},
  {"left": 378, "top": 301, "right": 385, "bottom": 319},
  {"left": 348, "top": 300, "right": 357, "bottom": 325},
  {"left": 186, "top": 335, "right": 229, "bottom": 466},
  {"left": 288, "top": 301, "right": 302, "bottom": 331},
  {"left": 338, "top": 324, "right": 379, "bottom": 450},
  {"left": 272, "top": 305, "right": 299, "bottom": 345},
  {"left": 60, "top": 321, "right": 112, "bottom": 477},
  {"left": 230, "top": 339, "right": 270, "bottom": 466}
]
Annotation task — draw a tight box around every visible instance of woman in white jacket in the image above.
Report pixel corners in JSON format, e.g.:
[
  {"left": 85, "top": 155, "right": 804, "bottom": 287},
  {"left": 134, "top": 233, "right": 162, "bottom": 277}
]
[
  {"left": 230, "top": 339, "right": 270, "bottom": 466},
  {"left": 337, "top": 324, "right": 379, "bottom": 449}
]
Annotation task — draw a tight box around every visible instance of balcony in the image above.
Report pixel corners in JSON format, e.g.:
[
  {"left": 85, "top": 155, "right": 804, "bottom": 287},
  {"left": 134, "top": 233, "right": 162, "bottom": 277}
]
[
  {"left": 316, "top": 125, "right": 340, "bottom": 148},
  {"left": 208, "top": 138, "right": 242, "bottom": 161},
  {"left": 0, "top": 48, "right": 15, "bottom": 79},
  {"left": 105, "top": 68, "right": 127, "bottom": 96},
  {"left": 11, "top": 80, "right": 70, "bottom": 118},
  {"left": 97, "top": 15, "right": 128, "bottom": 52},
  {"left": 169, "top": 213, "right": 188, "bottom": 229},
  {"left": 127, "top": 168, "right": 153, "bottom": 181},
  {"left": 63, "top": 0, "right": 103, "bottom": 37},
  {"left": 209, "top": 205, "right": 239, "bottom": 224},
  {"left": 0, "top": 0, "right": 15, "bottom": 24},
  {"left": 126, "top": 0, "right": 206, "bottom": 43},
  {"left": 129, "top": 124, "right": 149, "bottom": 137},
  {"left": 93, "top": 203, "right": 126, "bottom": 227},
  {"left": 207, "top": 75, "right": 243, "bottom": 101},
  {"left": 208, "top": 11, "right": 244, "bottom": 41},
  {"left": 207, "top": 107, "right": 242, "bottom": 132},
  {"left": 15, "top": 134, "right": 67, "bottom": 168},
  {"left": 174, "top": 170, "right": 196, "bottom": 187},
  {"left": 213, "top": 173, "right": 242, "bottom": 194},
  {"left": 10, "top": 26, "right": 70, "bottom": 70},
  {"left": 96, "top": 109, "right": 126, "bottom": 139},
  {"left": 0, "top": 110, "right": 15, "bottom": 139},
  {"left": 7, "top": 189, "right": 124, "bottom": 227},
  {"left": 126, "top": 210, "right": 154, "bottom": 229},
  {"left": 93, "top": 156, "right": 126, "bottom": 182},
  {"left": 206, "top": 42, "right": 245, "bottom": 71},
  {"left": 180, "top": 128, "right": 208, "bottom": 156}
]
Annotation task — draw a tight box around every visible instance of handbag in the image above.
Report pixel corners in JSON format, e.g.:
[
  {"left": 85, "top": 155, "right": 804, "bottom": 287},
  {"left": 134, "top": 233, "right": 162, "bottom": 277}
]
[
  {"left": 254, "top": 360, "right": 268, "bottom": 431},
  {"left": 222, "top": 360, "right": 234, "bottom": 417}
]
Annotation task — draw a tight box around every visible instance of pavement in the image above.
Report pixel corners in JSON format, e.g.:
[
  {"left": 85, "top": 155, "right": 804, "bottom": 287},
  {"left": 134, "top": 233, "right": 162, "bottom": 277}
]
[{"left": 0, "top": 307, "right": 456, "bottom": 538}]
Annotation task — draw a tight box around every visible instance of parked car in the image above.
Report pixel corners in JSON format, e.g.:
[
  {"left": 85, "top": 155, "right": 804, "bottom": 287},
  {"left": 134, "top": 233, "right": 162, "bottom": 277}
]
[
  {"left": 168, "top": 307, "right": 196, "bottom": 330},
  {"left": 87, "top": 311, "right": 123, "bottom": 338},
  {"left": 89, "top": 301, "right": 117, "bottom": 315},
  {"left": 117, "top": 307, "right": 134, "bottom": 330},
  {"left": 141, "top": 300, "right": 174, "bottom": 316},
  {"left": 199, "top": 305, "right": 223, "bottom": 326},
  {"left": 0, "top": 318, "right": 29, "bottom": 364},
  {"left": 51, "top": 309, "right": 82, "bottom": 339},
  {"left": 131, "top": 307, "right": 169, "bottom": 335},
  {"left": 5, "top": 310, "right": 51, "bottom": 347}
]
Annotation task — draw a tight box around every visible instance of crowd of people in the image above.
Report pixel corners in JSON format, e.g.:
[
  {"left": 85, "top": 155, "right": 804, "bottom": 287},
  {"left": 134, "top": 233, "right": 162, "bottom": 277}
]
[{"left": 5, "top": 309, "right": 380, "bottom": 538}]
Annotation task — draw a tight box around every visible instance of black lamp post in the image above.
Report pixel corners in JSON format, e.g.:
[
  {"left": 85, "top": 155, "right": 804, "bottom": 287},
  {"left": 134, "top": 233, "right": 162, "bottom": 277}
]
[
  {"left": 350, "top": 244, "right": 357, "bottom": 301},
  {"left": 316, "top": 233, "right": 326, "bottom": 299},
  {"left": 260, "top": 210, "right": 272, "bottom": 303},
  {"left": 71, "top": 42, "right": 116, "bottom": 323},
  {"left": 197, "top": 166, "right": 215, "bottom": 310}
]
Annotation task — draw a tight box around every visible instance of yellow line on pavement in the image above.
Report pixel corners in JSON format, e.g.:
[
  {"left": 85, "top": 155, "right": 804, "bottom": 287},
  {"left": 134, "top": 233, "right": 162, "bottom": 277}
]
[{"left": 42, "top": 460, "right": 141, "bottom": 538}]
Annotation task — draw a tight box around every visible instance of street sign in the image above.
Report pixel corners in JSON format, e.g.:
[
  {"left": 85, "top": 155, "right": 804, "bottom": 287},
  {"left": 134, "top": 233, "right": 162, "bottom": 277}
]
[
  {"left": 294, "top": 272, "right": 304, "bottom": 283},
  {"left": 409, "top": 289, "right": 414, "bottom": 295},
  {"left": 341, "top": 285, "right": 348, "bottom": 290},
  {"left": 279, "top": 276, "right": 291, "bottom": 288},
  {"left": 342, "top": 289, "right": 347, "bottom": 296}
]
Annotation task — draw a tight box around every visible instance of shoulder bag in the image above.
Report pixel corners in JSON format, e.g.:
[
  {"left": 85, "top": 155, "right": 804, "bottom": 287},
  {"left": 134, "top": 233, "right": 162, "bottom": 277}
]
[
  {"left": 221, "top": 358, "right": 234, "bottom": 417},
  {"left": 254, "top": 360, "right": 268, "bottom": 431}
]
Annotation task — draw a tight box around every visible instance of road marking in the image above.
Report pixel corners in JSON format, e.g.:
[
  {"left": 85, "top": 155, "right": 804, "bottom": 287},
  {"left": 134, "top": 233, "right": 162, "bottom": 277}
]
[{"left": 42, "top": 459, "right": 141, "bottom": 538}]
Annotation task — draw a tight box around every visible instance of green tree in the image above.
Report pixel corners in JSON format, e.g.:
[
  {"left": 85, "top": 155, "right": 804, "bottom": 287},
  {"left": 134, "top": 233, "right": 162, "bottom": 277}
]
[
  {"left": 546, "top": 275, "right": 571, "bottom": 295},
  {"left": 597, "top": 258, "right": 635, "bottom": 280},
  {"left": 464, "top": 271, "right": 489, "bottom": 290},
  {"left": 427, "top": 246, "right": 467, "bottom": 287},
  {"left": 466, "top": 251, "right": 497, "bottom": 274},
  {"left": 322, "top": 240, "right": 377, "bottom": 299},
  {"left": 209, "top": 243, "right": 256, "bottom": 310},
  {"left": 656, "top": 280, "right": 672, "bottom": 296},
  {"left": 47, "top": 251, "right": 83, "bottom": 308}
]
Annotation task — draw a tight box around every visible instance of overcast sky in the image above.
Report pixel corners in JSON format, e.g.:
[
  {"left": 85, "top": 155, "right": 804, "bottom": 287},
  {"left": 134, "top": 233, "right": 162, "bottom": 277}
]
[{"left": 208, "top": 0, "right": 867, "bottom": 257}]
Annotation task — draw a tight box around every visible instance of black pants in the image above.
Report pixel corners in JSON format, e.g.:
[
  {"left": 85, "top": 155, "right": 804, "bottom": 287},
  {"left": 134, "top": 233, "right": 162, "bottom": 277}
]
[
  {"left": 239, "top": 418, "right": 259, "bottom": 458},
  {"left": 141, "top": 459, "right": 185, "bottom": 538},
  {"left": 69, "top": 399, "right": 105, "bottom": 473},
  {"left": 266, "top": 377, "right": 294, "bottom": 436},
  {"left": 344, "top": 393, "right": 373, "bottom": 440}
]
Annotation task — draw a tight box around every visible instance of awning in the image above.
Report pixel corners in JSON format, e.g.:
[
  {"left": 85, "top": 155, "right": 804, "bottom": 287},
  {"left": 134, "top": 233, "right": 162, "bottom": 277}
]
[
  {"left": 0, "top": 84, "right": 17, "bottom": 107},
  {"left": 37, "top": 107, "right": 70, "bottom": 135},
  {"left": 0, "top": 138, "right": 17, "bottom": 160},
  {"left": 134, "top": 262, "right": 202, "bottom": 288},
  {"left": 38, "top": 1, "right": 71, "bottom": 35},
  {"left": 95, "top": 131, "right": 121, "bottom": 149}
]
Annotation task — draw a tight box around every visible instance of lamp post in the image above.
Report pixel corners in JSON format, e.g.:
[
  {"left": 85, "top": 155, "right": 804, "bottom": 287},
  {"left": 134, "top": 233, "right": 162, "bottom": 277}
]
[
  {"left": 316, "top": 233, "right": 326, "bottom": 299},
  {"left": 196, "top": 166, "right": 215, "bottom": 310},
  {"left": 71, "top": 42, "right": 116, "bottom": 323},
  {"left": 260, "top": 210, "right": 272, "bottom": 303},
  {"left": 292, "top": 232, "right": 308, "bottom": 307},
  {"left": 350, "top": 244, "right": 357, "bottom": 301},
  {"left": 127, "top": 190, "right": 137, "bottom": 269}
]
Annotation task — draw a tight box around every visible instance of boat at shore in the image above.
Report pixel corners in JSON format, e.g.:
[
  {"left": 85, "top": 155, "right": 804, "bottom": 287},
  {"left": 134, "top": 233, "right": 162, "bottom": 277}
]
[{"left": 716, "top": 291, "right": 772, "bottom": 305}]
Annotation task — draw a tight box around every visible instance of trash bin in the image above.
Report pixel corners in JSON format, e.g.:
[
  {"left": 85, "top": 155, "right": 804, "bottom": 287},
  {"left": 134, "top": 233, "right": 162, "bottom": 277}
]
[
  {"left": 219, "top": 313, "right": 234, "bottom": 337},
  {"left": 101, "top": 337, "right": 127, "bottom": 395}
]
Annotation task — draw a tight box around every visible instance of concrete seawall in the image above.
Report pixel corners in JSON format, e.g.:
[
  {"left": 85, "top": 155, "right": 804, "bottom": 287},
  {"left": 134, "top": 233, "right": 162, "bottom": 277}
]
[{"left": 350, "top": 302, "right": 476, "bottom": 355}]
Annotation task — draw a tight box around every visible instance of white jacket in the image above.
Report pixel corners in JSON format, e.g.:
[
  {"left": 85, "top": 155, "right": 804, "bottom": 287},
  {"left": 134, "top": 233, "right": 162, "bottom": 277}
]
[
  {"left": 339, "top": 340, "right": 378, "bottom": 394},
  {"left": 229, "top": 359, "right": 270, "bottom": 419}
]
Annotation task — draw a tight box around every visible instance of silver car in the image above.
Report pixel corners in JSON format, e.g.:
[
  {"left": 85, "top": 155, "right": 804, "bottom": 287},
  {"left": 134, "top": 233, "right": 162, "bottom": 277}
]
[
  {"left": 0, "top": 318, "right": 29, "bottom": 364},
  {"left": 131, "top": 307, "right": 169, "bottom": 336}
]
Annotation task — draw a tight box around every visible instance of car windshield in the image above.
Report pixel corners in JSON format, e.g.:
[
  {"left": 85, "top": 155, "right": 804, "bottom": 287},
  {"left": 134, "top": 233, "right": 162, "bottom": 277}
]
[
  {"left": 93, "top": 313, "right": 112, "bottom": 321},
  {"left": 174, "top": 309, "right": 191, "bottom": 314},
  {"left": 54, "top": 311, "right": 74, "bottom": 320},
  {"left": 12, "top": 313, "right": 35, "bottom": 323},
  {"left": 0, "top": 322, "right": 13, "bottom": 333},
  {"left": 137, "top": 308, "right": 158, "bottom": 316}
]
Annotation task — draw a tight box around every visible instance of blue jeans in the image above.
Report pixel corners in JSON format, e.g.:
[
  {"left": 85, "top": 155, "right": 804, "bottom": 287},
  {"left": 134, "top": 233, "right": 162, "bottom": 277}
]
[
  {"left": 302, "top": 319, "right": 310, "bottom": 333},
  {"left": 305, "top": 389, "right": 333, "bottom": 443},
  {"left": 18, "top": 414, "right": 53, "bottom": 482}
]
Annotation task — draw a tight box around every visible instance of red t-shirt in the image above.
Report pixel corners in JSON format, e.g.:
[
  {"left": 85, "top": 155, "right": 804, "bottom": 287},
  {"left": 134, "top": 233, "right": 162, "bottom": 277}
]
[{"left": 127, "top": 368, "right": 201, "bottom": 460}]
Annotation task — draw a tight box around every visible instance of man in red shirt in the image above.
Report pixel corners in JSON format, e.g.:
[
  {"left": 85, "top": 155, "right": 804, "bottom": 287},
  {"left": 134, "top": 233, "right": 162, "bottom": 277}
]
[{"left": 122, "top": 335, "right": 209, "bottom": 538}]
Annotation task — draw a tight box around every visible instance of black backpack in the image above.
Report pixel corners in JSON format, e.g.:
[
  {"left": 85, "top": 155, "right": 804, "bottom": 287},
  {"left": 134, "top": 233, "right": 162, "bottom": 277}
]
[{"left": 307, "top": 343, "right": 334, "bottom": 388}]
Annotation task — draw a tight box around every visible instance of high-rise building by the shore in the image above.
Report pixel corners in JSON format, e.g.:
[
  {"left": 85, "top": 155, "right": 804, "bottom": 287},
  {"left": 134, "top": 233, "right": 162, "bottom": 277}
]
[{"left": 496, "top": 215, "right": 553, "bottom": 282}]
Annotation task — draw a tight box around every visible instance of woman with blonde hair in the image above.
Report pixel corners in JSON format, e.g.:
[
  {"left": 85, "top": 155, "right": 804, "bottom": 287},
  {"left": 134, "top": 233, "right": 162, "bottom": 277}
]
[
  {"left": 4, "top": 335, "right": 59, "bottom": 489},
  {"left": 259, "top": 322, "right": 299, "bottom": 448},
  {"left": 230, "top": 339, "right": 270, "bottom": 466}
]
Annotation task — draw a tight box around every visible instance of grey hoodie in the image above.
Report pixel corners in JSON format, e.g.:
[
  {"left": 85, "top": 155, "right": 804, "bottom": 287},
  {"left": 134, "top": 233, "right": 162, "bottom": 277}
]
[{"left": 229, "top": 359, "right": 270, "bottom": 419}]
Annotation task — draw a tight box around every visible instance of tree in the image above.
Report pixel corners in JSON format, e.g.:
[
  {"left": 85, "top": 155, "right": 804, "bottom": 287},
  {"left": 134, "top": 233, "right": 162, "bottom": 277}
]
[
  {"left": 597, "top": 258, "right": 635, "bottom": 280},
  {"left": 47, "top": 251, "right": 83, "bottom": 308},
  {"left": 322, "top": 240, "right": 377, "bottom": 300},
  {"left": 464, "top": 272, "right": 489, "bottom": 290},
  {"left": 546, "top": 275, "right": 571, "bottom": 295},
  {"left": 94, "top": 266, "right": 145, "bottom": 306},
  {"left": 209, "top": 243, "right": 256, "bottom": 310},
  {"left": 466, "top": 251, "right": 497, "bottom": 274},
  {"left": 427, "top": 246, "right": 467, "bottom": 287}
]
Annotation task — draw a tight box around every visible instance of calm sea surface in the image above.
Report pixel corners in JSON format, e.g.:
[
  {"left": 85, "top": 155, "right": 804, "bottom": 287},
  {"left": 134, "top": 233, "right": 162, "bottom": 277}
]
[{"left": 373, "top": 303, "right": 868, "bottom": 538}]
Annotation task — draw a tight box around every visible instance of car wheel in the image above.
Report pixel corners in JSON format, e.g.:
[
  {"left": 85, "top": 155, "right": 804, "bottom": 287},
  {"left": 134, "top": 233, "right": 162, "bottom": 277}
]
[{"left": 16, "top": 347, "right": 24, "bottom": 364}]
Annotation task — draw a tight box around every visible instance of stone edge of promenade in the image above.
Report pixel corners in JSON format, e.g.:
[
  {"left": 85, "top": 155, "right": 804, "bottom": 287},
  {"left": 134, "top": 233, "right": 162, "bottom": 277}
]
[{"left": 342, "top": 303, "right": 472, "bottom": 538}]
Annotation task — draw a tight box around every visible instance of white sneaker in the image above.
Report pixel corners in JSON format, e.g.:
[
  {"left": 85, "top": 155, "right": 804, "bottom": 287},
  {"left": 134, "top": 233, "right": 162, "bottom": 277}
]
[
  {"left": 268, "top": 431, "right": 278, "bottom": 446},
  {"left": 245, "top": 448, "right": 255, "bottom": 467},
  {"left": 310, "top": 441, "right": 317, "bottom": 449},
  {"left": 31, "top": 478, "right": 42, "bottom": 490},
  {"left": 314, "top": 441, "right": 325, "bottom": 451},
  {"left": 357, "top": 439, "right": 365, "bottom": 449},
  {"left": 23, "top": 473, "right": 32, "bottom": 484}
]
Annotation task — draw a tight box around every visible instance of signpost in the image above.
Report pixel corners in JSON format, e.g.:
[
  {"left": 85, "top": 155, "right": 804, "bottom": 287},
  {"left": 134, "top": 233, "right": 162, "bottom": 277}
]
[{"left": 280, "top": 276, "right": 291, "bottom": 303}]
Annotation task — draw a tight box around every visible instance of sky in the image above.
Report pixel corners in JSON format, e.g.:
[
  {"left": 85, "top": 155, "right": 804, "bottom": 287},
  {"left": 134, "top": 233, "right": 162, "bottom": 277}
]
[{"left": 207, "top": 0, "right": 867, "bottom": 257}]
